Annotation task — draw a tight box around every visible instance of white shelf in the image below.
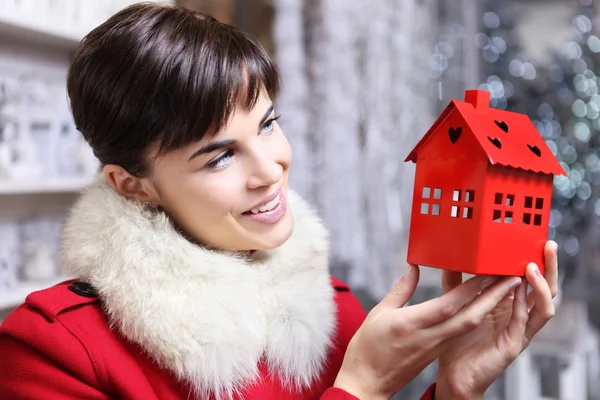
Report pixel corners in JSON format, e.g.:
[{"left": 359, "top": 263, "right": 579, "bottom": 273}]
[
  {"left": 0, "top": 10, "right": 83, "bottom": 51},
  {"left": 0, "top": 275, "right": 73, "bottom": 309},
  {"left": 0, "top": 177, "right": 92, "bottom": 195}
]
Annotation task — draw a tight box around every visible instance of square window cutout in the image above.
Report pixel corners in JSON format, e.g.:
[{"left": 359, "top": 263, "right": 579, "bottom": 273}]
[
  {"left": 421, "top": 203, "right": 429, "bottom": 214},
  {"left": 506, "top": 194, "right": 514, "bottom": 206},
  {"left": 465, "top": 190, "right": 475, "bottom": 202},
  {"left": 495, "top": 193, "right": 503, "bottom": 205},
  {"left": 536, "top": 198, "right": 544, "bottom": 209},
  {"left": 463, "top": 207, "right": 473, "bottom": 219},
  {"left": 451, "top": 206, "right": 459, "bottom": 218},
  {"left": 525, "top": 196, "right": 533, "bottom": 208},
  {"left": 433, "top": 188, "right": 442, "bottom": 199},
  {"left": 493, "top": 210, "right": 501, "bottom": 222},
  {"left": 432, "top": 204, "right": 440, "bottom": 215},
  {"left": 453, "top": 190, "right": 461, "bottom": 201},
  {"left": 422, "top": 187, "right": 431, "bottom": 198}
]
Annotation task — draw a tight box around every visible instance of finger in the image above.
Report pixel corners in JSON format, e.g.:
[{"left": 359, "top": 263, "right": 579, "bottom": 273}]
[
  {"left": 527, "top": 240, "right": 558, "bottom": 310},
  {"left": 525, "top": 263, "right": 555, "bottom": 341},
  {"left": 402, "top": 274, "right": 501, "bottom": 328},
  {"left": 430, "top": 276, "right": 522, "bottom": 339},
  {"left": 442, "top": 270, "right": 463, "bottom": 295},
  {"left": 528, "top": 241, "right": 559, "bottom": 309},
  {"left": 375, "top": 264, "right": 420, "bottom": 310},
  {"left": 543, "top": 241, "right": 558, "bottom": 298},
  {"left": 506, "top": 279, "right": 528, "bottom": 345}
]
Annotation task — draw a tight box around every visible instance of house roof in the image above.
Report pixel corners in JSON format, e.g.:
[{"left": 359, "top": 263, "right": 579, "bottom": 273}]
[{"left": 405, "top": 90, "right": 567, "bottom": 176}]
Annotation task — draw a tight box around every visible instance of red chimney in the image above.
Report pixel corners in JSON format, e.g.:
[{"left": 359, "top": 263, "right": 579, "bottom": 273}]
[{"left": 464, "top": 89, "right": 490, "bottom": 111}]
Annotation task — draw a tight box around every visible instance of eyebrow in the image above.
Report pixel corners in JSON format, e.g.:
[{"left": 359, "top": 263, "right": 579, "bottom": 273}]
[
  {"left": 187, "top": 104, "right": 275, "bottom": 162},
  {"left": 259, "top": 104, "right": 274, "bottom": 128},
  {"left": 188, "top": 139, "right": 235, "bottom": 161}
]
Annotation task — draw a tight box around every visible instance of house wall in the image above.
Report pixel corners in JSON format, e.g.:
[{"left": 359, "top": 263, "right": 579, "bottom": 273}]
[
  {"left": 407, "top": 110, "right": 492, "bottom": 273},
  {"left": 477, "top": 165, "right": 554, "bottom": 276},
  {"left": 408, "top": 157, "right": 488, "bottom": 272}
]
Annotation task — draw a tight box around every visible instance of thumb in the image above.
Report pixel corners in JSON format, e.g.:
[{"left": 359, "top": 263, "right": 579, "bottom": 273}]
[{"left": 376, "top": 264, "right": 420, "bottom": 310}]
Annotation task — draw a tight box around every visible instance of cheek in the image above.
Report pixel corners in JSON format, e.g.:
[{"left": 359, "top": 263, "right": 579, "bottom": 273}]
[
  {"left": 197, "top": 178, "right": 241, "bottom": 214},
  {"left": 160, "top": 173, "right": 242, "bottom": 217}
]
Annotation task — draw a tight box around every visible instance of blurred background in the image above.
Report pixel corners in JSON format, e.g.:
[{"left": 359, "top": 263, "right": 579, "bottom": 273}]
[{"left": 0, "top": 0, "right": 598, "bottom": 398}]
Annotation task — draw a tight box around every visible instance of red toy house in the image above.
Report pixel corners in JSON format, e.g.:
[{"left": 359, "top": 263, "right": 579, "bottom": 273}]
[{"left": 405, "top": 89, "right": 567, "bottom": 276}]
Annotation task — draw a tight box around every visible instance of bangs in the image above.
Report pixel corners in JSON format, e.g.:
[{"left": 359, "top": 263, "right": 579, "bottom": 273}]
[
  {"left": 67, "top": 4, "right": 280, "bottom": 175},
  {"left": 151, "top": 13, "right": 280, "bottom": 155}
]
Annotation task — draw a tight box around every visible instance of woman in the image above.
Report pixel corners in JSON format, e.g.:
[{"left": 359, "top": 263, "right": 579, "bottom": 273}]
[{"left": 0, "top": 3, "right": 558, "bottom": 400}]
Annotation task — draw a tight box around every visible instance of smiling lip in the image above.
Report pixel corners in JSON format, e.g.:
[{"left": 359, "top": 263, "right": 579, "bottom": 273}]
[
  {"left": 246, "top": 187, "right": 283, "bottom": 212},
  {"left": 243, "top": 189, "right": 287, "bottom": 225}
]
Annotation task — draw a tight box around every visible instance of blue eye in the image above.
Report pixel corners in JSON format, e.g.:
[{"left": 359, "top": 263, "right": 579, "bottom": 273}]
[
  {"left": 207, "top": 150, "right": 233, "bottom": 169},
  {"left": 261, "top": 121, "right": 274, "bottom": 133},
  {"left": 260, "top": 115, "right": 281, "bottom": 134}
]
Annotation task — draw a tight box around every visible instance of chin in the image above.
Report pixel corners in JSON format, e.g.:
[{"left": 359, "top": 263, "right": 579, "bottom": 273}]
[{"left": 245, "top": 212, "right": 294, "bottom": 251}]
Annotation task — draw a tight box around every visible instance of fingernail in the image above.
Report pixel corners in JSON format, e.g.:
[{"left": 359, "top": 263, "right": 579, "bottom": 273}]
[
  {"left": 529, "top": 263, "right": 541, "bottom": 277},
  {"left": 481, "top": 277, "right": 497, "bottom": 289},
  {"left": 403, "top": 265, "right": 412, "bottom": 278},
  {"left": 508, "top": 278, "right": 522, "bottom": 290}
]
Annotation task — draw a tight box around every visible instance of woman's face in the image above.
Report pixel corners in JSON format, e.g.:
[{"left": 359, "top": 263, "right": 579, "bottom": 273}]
[{"left": 149, "top": 90, "right": 293, "bottom": 251}]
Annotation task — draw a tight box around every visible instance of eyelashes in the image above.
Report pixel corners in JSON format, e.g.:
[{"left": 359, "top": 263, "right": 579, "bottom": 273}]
[
  {"left": 206, "top": 114, "right": 282, "bottom": 170},
  {"left": 261, "top": 115, "right": 281, "bottom": 134},
  {"left": 206, "top": 149, "right": 233, "bottom": 169}
]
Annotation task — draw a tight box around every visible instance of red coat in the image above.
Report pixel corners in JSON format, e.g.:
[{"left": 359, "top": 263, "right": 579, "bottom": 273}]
[
  {"left": 0, "top": 277, "right": 435, "bottom": 399},
  {"left": 0, "top": 181, "right": 435, "bottom": 400}
]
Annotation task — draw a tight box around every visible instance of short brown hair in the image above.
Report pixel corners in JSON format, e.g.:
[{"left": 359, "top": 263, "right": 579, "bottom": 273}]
[{"left": 67, "top": 2, "right": 279, "bottom": 176}]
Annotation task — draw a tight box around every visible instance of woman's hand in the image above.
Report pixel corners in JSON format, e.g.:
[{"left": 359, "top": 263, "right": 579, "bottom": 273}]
[
  {"left": 435, "top": 240, "right": 559, "bottom": 400},
  {"left": 333, "top": 263, "right": 522, "bottom": 400}
]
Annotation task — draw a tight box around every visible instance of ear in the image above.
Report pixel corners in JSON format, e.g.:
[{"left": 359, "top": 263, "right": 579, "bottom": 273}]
[{"left": 103, "top": 165, "right": 159, "bottom": 206}]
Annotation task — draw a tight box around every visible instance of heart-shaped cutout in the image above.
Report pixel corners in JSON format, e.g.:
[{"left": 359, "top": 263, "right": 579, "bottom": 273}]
[
  {"left": 495, "top": 120, "right": 508, "bottom": 133},
  {"left": 448, "top": 126, "right": 462, "bottom": 144},
  {"left": 528, "top": 144, "right": 541, "bottom": 157},
  {"left": 487, "top": 136, "right": 502, "bottom": 149}
]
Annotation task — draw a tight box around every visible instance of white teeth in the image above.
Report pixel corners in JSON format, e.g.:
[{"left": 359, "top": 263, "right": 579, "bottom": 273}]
[{"left": 249, "top": 194, "right": 280, "bottom": 214}]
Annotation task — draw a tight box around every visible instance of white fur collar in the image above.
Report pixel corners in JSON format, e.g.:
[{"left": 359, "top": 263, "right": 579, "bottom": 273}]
[{"left": 60, "top": 176, "right": 336, "bottom": 399}]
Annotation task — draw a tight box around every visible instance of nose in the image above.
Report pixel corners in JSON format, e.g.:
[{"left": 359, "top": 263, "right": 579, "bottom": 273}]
[{"left": 246, "top": 148, "right": 282, "bottom": 190}]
